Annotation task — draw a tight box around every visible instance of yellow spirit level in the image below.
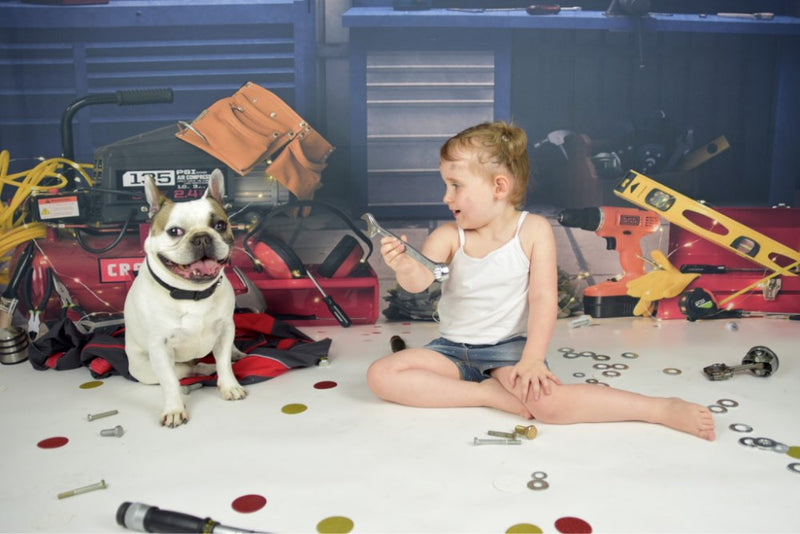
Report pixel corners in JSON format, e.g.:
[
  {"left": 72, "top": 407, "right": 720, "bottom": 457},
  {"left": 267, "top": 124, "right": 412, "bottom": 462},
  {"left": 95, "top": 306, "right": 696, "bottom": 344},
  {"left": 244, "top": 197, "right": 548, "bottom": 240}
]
[{"left": 613, "top": 170, "right": 799, "bottom": 276}]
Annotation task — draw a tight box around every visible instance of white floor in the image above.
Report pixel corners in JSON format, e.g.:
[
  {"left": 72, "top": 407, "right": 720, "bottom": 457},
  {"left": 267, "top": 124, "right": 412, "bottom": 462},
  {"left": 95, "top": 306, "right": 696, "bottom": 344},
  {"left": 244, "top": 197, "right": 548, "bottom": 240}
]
[
  {"left": 1, "top": 315, "right": 799, "bottom": 533},
  {"left": 1, "top": 215, "right": 799, "bottom": 533}
]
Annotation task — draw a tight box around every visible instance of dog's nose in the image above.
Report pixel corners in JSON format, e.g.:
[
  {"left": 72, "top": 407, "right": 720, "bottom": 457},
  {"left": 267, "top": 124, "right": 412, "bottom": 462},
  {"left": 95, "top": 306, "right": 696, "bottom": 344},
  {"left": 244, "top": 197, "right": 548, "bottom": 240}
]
[{"left": 192, "top": 233, "right": 212, "bottom": 248}]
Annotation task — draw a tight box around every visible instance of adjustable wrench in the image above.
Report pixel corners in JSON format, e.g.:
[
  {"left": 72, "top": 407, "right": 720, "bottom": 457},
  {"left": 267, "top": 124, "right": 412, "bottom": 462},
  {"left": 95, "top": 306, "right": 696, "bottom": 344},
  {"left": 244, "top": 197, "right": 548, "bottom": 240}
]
[{"left": 360, "top": 213, "right": 449, "bottom": 281}]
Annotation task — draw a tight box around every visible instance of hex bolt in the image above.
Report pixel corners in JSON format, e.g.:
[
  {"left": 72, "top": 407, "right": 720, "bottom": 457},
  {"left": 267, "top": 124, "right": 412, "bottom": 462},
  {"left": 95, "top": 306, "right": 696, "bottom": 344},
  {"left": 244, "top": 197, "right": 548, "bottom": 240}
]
[
  {"left": 181, "top": 383, "right": 204, "bottom": 395},
  {"left": 57, "top": 479, "right": 107, "bottom": 499},
  {"left": 473, "top": 437, "right": 521, "bottom": 446},
  {"left": 487, "top": 430, "right": 517, "bottom": 439},
  {"left": 100, "top": 425, "right": 124, "bottom": 437},
  {"left": 87, "top": 409, "right": 118, "bottom": 421},
  {"left": 514, "top": 424, "right": 538, "bottom": 440}
]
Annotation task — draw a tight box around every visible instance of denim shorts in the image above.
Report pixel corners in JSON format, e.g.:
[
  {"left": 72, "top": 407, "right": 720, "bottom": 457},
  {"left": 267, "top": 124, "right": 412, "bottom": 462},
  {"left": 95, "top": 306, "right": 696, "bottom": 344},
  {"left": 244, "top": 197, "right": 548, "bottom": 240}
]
[{"left": 423, "top": 336, "right": 527, "bottom": 383}]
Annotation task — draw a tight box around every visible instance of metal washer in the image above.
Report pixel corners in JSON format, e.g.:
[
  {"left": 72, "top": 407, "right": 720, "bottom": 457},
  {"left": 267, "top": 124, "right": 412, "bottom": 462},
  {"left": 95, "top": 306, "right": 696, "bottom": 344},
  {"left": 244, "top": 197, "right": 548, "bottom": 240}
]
[
  {"left": 663, "top": 368, "right": 682, "bottom": 375},
  {"left": 621, "top": 352, "right": 639, "bottom": 359},
  {"left": 527, "top": 479, "right": 549, "bottom": 491},
  {"left": 708, "top": 404, "right": 727, "bottom": 414},
  {"left": 602, "top": 370, "right": 621, "bottom": 378},
  {"left": 531, "top": 471, "right": 548, "bottom": 480},
  {"left": 788, "top": 463, "right": 800, "bottom": 474},
  {"left": 729, "top": 423, "right": 753, "bottom": 433},
  {"left": 592, "top": 354, "right": 611, "bottom": 361},
  {"left": 717, "top": 399, "right": 739, "bottom": 408},
  {"left": 755, "top": 437, "right": 777, "bottom": 449}
]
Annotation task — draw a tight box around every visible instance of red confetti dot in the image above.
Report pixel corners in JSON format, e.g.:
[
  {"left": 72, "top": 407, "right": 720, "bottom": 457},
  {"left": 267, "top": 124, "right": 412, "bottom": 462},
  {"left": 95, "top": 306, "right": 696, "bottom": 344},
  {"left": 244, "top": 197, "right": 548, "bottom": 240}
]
[
  {"left": 314, "top": 380, "right": 338, "bottom": 390},
  {"left": 37, "top": 436, "right": 69, "bottom": 449},
  {"left": 231, "top": 494, "right": 266, "bottom": 513},
  {"left": 555, "top": 517, "right": 592, "bottom": 534}
]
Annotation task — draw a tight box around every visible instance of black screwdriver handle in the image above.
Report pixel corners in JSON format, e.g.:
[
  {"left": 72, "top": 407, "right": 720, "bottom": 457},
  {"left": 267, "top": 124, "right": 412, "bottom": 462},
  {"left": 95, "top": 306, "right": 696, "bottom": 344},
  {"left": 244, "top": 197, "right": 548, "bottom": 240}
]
[{"left": 323, "top": 296, "right": 351, "bottom": 328}]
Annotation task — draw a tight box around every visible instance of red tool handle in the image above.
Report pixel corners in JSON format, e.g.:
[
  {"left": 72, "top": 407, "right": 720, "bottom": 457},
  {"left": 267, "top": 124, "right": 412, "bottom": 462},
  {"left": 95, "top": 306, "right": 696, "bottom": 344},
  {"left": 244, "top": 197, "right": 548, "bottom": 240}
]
[{"left": 527, "top": 4, "right": 561, "bottom": 14}]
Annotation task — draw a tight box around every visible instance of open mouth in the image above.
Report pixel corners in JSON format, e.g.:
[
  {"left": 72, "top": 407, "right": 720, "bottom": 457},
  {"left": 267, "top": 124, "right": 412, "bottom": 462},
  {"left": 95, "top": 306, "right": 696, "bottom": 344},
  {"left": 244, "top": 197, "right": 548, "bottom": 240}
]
[{"left": 158, "top": 254, "right": 226, "bottom": 282}]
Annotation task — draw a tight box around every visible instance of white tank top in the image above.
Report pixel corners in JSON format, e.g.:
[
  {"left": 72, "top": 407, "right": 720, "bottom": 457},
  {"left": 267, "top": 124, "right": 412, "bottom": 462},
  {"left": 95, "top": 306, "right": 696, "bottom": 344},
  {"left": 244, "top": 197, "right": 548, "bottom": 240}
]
[{"left": 437, "top": 211, "right": 530, "bottom": 345}]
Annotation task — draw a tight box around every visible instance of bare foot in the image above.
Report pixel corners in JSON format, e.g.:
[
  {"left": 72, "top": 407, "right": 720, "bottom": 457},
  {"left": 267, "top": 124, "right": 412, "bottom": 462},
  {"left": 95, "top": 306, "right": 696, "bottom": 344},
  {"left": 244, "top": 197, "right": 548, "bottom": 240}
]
[
  {"left": 480, "top": 377, "right": 532, "bottom": 419},
  {"left": 657, "top": 398, "right": 716, "bottom": 441}
]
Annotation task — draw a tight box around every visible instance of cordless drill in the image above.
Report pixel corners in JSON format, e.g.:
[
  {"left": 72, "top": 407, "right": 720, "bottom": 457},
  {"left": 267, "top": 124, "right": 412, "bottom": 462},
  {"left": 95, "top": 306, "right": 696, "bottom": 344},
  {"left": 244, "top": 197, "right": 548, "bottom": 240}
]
[{"left": 557, "top": 206, "right": 661, "bottom": 317}]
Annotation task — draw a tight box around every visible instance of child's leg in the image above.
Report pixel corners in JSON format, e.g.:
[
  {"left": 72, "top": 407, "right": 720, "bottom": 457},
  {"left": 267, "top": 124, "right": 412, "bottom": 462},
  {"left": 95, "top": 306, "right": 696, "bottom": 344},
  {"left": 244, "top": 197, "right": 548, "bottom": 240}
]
[
  {"left": 491, "top": 367, "right": 715, "bottom": 440},
  {"left": 367, "top": 349, "right": 531, "bottom": 418}
]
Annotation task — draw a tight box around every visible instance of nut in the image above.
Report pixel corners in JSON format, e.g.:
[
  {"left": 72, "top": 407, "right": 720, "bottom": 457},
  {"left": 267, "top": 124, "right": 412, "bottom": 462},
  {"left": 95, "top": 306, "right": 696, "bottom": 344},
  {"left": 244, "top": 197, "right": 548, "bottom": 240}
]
[{"left": 514, "top": 424, "right": 538, "bottom": 440}]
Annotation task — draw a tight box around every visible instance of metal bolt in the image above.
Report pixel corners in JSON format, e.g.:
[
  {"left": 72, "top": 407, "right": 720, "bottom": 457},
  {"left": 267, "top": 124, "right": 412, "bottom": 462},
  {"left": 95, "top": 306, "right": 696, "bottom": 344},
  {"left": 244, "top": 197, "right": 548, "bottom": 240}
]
[
  {"left": 100, "top": 425, "right": 124, "bottom": 437},
  {"left": 514, "top": 424, "right": 538, "bottom": 440},
  {"left": 57, "top": 479, "right": 107, "bottom": 499},
  {"left": 181, "top": 383, "right": 204, "bottom": 395},
  {"left": 87, "top": 409, "right": 118, "bottom": 421},
  {"left": 473, "top": 437, "right": 521, "bottom": 446},
  {"left": 487, "top": 430, "right": 517, "bottom": 439}
]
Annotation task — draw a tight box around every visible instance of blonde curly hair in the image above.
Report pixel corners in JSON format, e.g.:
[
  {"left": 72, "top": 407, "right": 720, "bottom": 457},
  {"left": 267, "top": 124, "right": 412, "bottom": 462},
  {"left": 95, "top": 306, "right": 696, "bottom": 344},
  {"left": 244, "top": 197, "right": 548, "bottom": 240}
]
[{"left": 439, "top": 121, "right": 530, "bottom": 208}]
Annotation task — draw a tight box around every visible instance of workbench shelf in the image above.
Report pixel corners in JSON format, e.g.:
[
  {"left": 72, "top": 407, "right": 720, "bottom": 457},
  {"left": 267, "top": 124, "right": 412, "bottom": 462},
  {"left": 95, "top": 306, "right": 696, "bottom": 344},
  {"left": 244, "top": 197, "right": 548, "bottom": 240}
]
[{"left": 344, "top": 7, "right": 800, "bottom": 217}]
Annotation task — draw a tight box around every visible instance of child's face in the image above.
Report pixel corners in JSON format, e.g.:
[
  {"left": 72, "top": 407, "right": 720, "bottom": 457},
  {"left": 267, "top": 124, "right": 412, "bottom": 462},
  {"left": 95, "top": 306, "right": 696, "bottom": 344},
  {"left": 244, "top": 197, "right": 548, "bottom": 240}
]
[{"left": 439, "top": 156, "right": 495, "bottom": 228}]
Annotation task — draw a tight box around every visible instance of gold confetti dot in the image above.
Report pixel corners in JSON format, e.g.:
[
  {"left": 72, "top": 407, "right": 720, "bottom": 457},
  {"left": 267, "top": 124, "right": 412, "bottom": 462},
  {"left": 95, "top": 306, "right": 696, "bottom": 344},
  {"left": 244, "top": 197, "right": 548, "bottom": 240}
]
[
  {"left": 317, "top": 516, "right": 354, "bottom": 533},
  {"left": 281, "top": 403, "right": 307, "bottom": 414},
  {"left": 506, "top": 524, "right": 543, "bottom": 534}
]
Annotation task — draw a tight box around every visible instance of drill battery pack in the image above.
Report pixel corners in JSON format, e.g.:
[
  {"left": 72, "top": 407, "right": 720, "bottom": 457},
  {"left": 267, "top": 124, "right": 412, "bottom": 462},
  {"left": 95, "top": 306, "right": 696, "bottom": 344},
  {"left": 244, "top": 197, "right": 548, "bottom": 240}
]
[{"left": 583, "top": 294, "right": 639, "bottom": 319}]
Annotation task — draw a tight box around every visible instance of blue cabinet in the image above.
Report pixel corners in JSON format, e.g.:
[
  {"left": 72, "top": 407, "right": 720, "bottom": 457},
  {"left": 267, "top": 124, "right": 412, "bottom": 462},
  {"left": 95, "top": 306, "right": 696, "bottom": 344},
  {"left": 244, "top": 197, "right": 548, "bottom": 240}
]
[
  {"left": 0, "top": 1, "right": 316, "bottom": 164},
  {"left": 344, "top": 7, "right": 800, "bottom": 216}
]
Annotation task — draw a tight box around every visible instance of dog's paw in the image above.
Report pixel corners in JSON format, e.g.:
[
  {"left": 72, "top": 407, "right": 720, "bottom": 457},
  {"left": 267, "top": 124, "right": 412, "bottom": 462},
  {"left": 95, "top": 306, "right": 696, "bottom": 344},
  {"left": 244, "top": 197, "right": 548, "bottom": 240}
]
[
  {"left": 219, "top": 383, "right": 247, "bottom": 401},
  {"left": 160, "top": 409, "right": 189, "bottom": 428}
]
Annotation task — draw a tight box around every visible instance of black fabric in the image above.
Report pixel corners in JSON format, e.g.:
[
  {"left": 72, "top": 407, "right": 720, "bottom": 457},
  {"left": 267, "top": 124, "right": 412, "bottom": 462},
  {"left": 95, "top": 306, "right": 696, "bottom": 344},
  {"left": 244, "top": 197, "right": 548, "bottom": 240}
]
[{"left": 27, "top": 313, "right": 330, "bottom": 386}]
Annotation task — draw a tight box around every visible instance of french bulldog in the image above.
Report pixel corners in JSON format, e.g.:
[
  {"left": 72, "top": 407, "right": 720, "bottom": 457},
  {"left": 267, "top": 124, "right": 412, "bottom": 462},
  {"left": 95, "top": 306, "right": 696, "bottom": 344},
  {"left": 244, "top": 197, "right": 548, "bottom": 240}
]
[{"left": 124, "top": 169, "right": 246, "bottom": 427}]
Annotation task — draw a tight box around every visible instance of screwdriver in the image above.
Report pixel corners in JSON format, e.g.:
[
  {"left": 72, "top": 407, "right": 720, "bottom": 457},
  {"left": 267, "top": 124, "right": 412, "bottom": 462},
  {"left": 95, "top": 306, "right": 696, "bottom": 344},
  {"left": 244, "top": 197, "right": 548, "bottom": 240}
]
[
  {"left": 305, "top": 268, "right": 351, "bottom": 328},
  {"left": 680, "top": 264, "right": 767, "bottom": 274}
]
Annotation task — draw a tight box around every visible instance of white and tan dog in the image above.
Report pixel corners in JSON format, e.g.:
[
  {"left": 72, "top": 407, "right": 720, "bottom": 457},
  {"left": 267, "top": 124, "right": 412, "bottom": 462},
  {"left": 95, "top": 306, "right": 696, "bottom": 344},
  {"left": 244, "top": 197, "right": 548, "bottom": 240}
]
[{"left": 124, "top": 170, "right": 246, "bottom": 427}]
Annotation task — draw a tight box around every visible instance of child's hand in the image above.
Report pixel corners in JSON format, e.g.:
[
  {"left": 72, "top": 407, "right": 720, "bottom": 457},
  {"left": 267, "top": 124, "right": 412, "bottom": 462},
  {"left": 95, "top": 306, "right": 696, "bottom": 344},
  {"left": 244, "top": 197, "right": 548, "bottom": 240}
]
[
  {"left": 380, "top": 235, "right": 416, "bottom": 275},
  {"left": 509, "top": 360, "right": 561, "bottom": 403}
]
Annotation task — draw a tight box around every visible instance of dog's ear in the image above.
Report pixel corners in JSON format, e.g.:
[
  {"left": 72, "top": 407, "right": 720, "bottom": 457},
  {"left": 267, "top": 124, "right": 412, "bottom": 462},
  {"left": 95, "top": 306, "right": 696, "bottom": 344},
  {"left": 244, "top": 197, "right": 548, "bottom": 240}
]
[
  {"left": 144, "top": 176, "right": 168, "bottom": 219},
  {"left": 204, "top": 169, "right": 226, "bottom": 205}
]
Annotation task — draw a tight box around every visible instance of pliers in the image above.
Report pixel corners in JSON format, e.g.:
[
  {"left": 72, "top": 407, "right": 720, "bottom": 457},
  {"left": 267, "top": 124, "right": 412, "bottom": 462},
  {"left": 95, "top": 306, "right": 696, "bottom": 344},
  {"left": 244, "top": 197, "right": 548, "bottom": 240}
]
[
  {"left": 21, "top": 265, "right": 54, "bottom": 340},
  {"left": 51, "top": 273, "right": 88, "bottom": 326}
]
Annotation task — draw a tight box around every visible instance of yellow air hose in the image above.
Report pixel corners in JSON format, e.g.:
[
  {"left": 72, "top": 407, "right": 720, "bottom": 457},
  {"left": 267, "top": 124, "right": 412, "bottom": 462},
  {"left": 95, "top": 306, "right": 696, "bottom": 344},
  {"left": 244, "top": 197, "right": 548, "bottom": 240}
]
[{"left": 0, "top": 149, "right": 93, "bottom": 283}]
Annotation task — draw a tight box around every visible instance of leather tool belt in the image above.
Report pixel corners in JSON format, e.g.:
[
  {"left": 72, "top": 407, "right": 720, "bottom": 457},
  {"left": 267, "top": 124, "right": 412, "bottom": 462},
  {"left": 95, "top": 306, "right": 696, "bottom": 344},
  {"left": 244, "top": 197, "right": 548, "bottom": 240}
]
[{"left": 176, "top": 82, "right": 334, "bottom": 200}]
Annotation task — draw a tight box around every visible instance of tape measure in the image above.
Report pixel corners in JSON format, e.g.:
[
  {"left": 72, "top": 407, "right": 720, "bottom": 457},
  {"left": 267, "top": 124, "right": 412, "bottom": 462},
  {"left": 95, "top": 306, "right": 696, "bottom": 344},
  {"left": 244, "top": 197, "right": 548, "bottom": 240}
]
[{"left": 613, "top": 170, "right": 799, "bottom": 276}]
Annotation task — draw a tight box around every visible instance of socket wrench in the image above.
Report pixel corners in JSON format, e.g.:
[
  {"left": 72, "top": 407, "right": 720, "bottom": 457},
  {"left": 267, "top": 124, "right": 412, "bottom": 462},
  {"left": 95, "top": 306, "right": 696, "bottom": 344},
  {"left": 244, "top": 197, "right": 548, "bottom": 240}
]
[{"left": 360, "top": 213, "right": 449, "bottom": 281}]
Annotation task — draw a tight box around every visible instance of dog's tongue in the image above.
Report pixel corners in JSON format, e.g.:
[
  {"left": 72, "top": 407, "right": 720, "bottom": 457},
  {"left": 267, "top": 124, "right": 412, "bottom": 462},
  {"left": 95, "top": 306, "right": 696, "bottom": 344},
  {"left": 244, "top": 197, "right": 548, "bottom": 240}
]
[{"left": 188, "top": 258, "right": 222, "bottom": 278}]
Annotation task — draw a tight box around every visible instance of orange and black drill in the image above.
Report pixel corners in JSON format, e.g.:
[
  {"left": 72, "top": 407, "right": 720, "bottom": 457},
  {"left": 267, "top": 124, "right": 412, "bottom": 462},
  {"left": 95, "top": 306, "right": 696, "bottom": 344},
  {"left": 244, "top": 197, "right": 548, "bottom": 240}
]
[{"left": 557, "top": 206, "right": 661, "bottom": 317}]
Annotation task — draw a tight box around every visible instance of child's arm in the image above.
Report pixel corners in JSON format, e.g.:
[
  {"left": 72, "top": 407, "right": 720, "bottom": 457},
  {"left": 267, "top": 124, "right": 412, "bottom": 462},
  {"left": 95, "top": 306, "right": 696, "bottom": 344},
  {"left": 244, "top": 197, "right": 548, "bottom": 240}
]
[
  {"left": 509, "top": 214, "right": 561, "bottom": 402},
  {"left": 381, "top": 223, "right": 457, "bottom": 294}
]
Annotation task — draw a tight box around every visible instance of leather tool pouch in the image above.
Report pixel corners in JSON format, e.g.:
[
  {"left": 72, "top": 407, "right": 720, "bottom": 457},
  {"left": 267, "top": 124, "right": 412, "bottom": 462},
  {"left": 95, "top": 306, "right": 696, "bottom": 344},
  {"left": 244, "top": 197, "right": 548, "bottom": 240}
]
[{"left": 176, "top": 82, "right": 334, "bottom": 199}]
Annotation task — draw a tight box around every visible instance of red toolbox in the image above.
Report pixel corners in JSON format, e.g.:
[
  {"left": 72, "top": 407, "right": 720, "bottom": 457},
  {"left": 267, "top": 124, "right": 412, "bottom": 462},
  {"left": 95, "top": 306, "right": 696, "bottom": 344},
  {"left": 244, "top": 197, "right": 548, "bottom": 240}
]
[
  {"left": 656, "top": 207, "right": 800, "bottom": 320},
  {"left": 23, "top": 227, "right": 380, "bottom": 327},
  {"left": 230, "top": 246, "right": 380, "bottom": 326}
]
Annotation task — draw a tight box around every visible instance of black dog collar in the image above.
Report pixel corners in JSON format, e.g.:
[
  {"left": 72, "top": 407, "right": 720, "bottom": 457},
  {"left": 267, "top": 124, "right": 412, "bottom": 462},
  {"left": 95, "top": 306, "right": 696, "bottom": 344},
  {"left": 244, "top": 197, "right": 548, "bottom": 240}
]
[{"left": 146, "top": 258, "right": 221, "bottom": 301}]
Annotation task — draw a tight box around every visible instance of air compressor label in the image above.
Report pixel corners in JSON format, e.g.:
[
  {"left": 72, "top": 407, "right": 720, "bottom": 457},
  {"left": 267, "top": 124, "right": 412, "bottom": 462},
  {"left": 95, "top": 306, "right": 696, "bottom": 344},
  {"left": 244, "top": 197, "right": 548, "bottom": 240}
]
[
  {"left": 119, "top": 168, "right": 219, "bottom": 202},
  {"left": 122, "top": 170, "right": 176, "bottom": 187},
  {"left": 99, "top": 257, "right": 144, "bottom": 283},
  {"left": 36, "top": 195, "right": 80, "bottom": 220}
]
